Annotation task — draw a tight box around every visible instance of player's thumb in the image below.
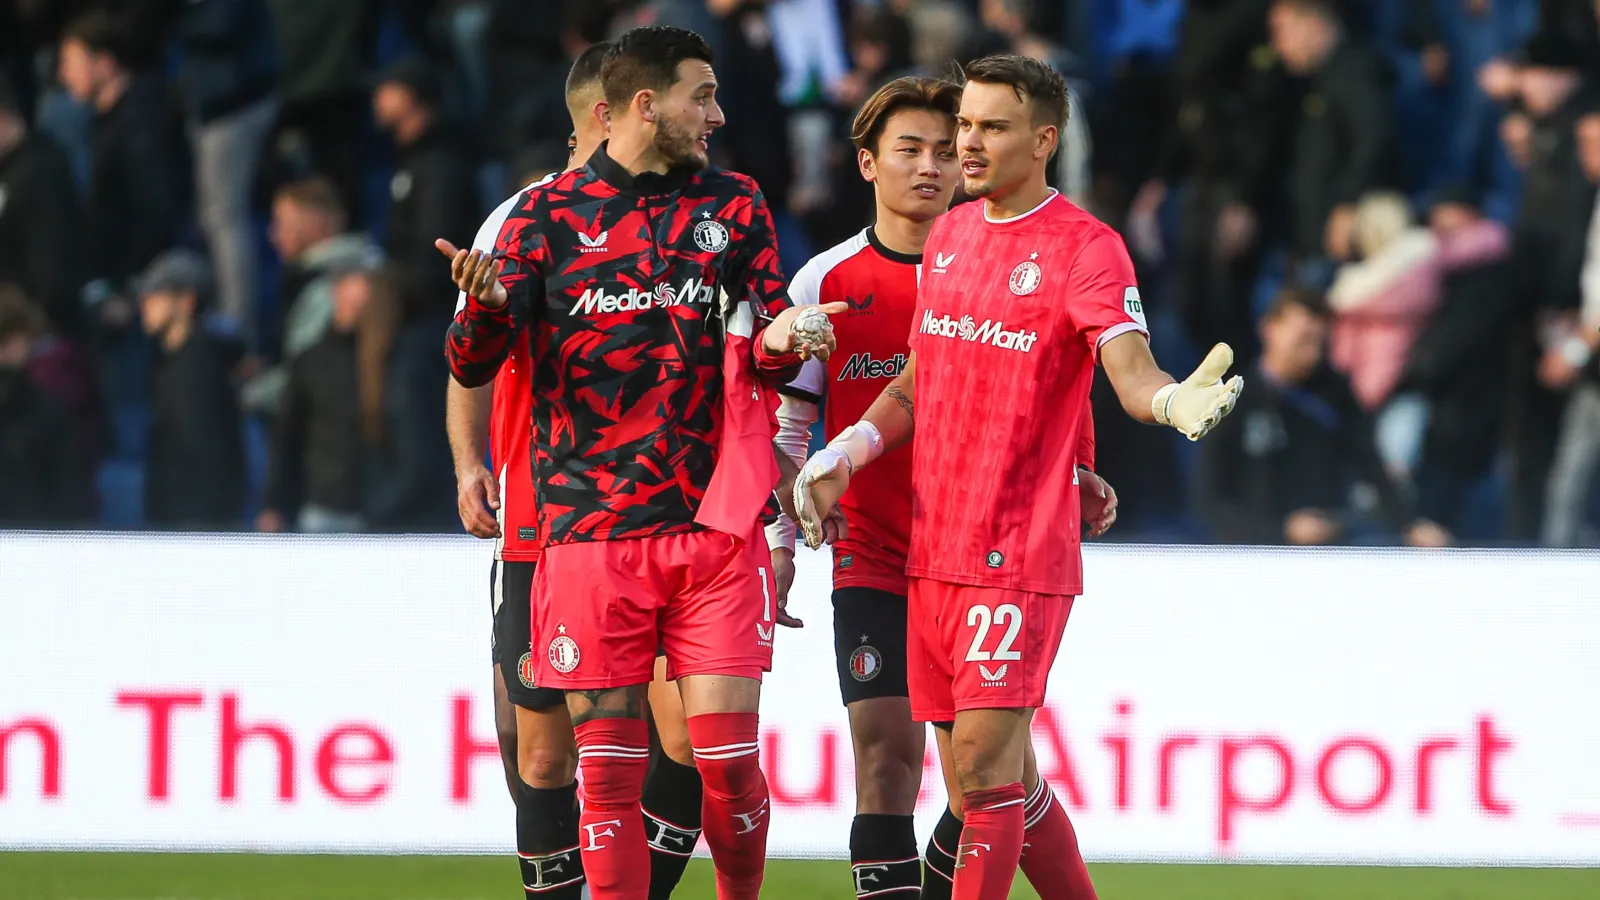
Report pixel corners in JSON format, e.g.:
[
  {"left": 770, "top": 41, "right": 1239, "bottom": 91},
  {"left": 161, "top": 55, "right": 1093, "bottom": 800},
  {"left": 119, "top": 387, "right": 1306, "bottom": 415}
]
[
  {"left": 485, "top": 473, "right": 501, "bottom": 510},
  {"left": 1187, "top": 343, "right": 1234, "bottom": 386},
  {"left": 434, "top": 238, "right": 462, "bottom": 258}
]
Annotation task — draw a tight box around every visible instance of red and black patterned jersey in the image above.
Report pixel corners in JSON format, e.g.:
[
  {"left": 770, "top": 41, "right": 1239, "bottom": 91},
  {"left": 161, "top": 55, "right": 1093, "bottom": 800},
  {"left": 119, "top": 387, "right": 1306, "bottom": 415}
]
[{"left": 447, "top": 144, "right": 801, "bottom": 546}]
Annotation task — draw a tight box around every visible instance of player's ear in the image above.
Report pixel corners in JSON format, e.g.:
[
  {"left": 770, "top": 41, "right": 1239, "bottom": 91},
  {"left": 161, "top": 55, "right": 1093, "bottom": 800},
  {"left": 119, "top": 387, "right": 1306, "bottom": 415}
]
[
  {"left": 1037, "top": 124, "right": 1058, "bottom": 160},
  {"left": 858, "top": 147, "right": 877, "bottom": 183},
  {"left": 634, "top": 90, "right": 655, "bottom": 124},
  {"left": 592, "top": 100, "right": 610, "bottom": 130}
]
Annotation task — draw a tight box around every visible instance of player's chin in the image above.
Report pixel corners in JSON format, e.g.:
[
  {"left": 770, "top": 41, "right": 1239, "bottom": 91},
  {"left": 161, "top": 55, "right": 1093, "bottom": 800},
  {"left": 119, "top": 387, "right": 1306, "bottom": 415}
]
[{"left": 960, "top": 175, "right": 992, "bottom": 197}]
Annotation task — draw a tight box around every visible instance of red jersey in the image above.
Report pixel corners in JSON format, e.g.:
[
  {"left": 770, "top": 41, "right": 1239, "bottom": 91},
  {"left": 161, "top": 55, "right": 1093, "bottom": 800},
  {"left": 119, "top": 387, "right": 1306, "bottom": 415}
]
[
  {"left": 457, "top": 183, "right": 548, "bottom": 562},
  {"left": 908, "top": 192, "right": 1146, "bottom": 595},
  {"left": 786, "top": 229, "right": 919, "bottom": 593}
]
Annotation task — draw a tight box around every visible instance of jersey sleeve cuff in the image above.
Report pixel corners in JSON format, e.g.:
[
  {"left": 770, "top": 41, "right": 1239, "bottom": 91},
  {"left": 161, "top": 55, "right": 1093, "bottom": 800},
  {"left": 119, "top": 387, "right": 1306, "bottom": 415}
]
[
  {"left": 777, "top": 384, "right": 823, "bottom": 404},
  {"left": 1093, "top": 322, "right": 1148, "bottom": 363}
]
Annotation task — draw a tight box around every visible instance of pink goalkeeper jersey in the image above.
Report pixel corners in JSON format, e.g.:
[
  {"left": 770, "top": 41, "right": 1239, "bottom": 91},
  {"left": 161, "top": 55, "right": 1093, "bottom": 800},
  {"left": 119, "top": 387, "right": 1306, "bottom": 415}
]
[{"left": 907, "top": 191, "right": 1147, "bottom": 595}]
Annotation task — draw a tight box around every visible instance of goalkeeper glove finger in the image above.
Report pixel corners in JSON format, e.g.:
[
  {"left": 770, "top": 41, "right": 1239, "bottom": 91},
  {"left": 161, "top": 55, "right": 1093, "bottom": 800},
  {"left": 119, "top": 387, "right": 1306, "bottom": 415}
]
[
  {"left": 1152, "top": 343, "right": 1245, "bottom": 441},
  {"left": 793, "top": 448, "right": 850, "bottom": 550}
]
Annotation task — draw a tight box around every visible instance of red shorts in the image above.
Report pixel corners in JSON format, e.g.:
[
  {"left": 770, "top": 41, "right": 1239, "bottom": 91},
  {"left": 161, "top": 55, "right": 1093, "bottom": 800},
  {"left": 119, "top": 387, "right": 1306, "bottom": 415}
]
[
  {"left": 532, "top": 528, "right": 777, "bottom": 690},
  {"left": 905, "top": 577, "right": 1073, "bottom": 723}
]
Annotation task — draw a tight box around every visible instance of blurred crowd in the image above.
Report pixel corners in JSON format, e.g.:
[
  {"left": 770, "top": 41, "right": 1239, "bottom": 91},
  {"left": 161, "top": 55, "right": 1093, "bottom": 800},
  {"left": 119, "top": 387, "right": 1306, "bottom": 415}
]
[{"left": 0, "top": 0, "right": 1598, "bottom": 548}]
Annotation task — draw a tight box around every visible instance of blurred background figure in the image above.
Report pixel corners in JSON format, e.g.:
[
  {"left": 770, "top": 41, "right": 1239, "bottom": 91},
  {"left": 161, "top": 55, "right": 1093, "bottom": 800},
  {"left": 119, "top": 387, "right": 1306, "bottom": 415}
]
[{"left": 0, "top": 285, "right": 93, "bottom": 528}]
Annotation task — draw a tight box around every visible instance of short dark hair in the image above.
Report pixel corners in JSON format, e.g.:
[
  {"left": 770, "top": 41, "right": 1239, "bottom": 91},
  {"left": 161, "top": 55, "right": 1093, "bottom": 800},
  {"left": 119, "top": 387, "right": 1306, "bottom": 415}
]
[
  {"left": 962, "top": 53, "right": 1069, "bottom": 131},
  {"left": 851, "top": 77, "right": 961, "bottom": 152},
  {"left": 601, "top": 26, "right": 715, "bottom": 110},
  {"left": 62, "top": 11, "right": 133, "bottom": 69},
  {"left": 567, "top": 41, "right": 612, "bottom": 99},
  {"left": 1265, "top": 288, "right": 1331, "bottom": 321}
]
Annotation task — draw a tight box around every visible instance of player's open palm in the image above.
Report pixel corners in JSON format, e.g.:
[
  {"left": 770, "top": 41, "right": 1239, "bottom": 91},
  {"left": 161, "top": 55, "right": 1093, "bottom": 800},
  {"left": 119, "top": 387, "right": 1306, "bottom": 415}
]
[
  {"left": 1156, "top": 343, "right": 1245, "bottom": 441},
  {"left": 765, "top": 301, "right": 850, "bottom": 361},
  {"left": 435, "top": 239, "right": 508, "bottom": 309},
  {"left": 794, "top": 447, "right": 852, "bottom": 550}
]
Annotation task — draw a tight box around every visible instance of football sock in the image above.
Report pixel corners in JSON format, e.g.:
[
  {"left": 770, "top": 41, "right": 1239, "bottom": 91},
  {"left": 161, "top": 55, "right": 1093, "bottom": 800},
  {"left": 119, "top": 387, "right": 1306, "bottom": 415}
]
[
  {"left": 1019, "top": 779, "right": 1097, "bottom": 900},
  {"left": 642, "top": 752, "right": 703, "bottom": 900},
  {"left": 921, "top": 806, "right": 964, "bottom": 900},
  {"left": 516, "top": 780, "right": 585, "bottom": 898},
  {"left": 687, "top": 713, "right": 769, "bottom": 900},
  {"left": 951, "top": 783, "right": 1025, "bottom": 900},
  {"left": 850, "top": 813, "right": 922, "bottom": 897},
  {"left": 574, "top": 718, "right": 652, "bottom": 899}
]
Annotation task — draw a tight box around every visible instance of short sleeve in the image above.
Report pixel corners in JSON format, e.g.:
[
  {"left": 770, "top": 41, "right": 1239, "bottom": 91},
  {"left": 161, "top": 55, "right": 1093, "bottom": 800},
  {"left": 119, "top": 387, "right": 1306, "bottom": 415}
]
[
  {"left": 780, "top": 257, "right": 827, "bottom": 402},
  {"left": 1064, "top": 231, "right": 1149, "bottom": 362}
]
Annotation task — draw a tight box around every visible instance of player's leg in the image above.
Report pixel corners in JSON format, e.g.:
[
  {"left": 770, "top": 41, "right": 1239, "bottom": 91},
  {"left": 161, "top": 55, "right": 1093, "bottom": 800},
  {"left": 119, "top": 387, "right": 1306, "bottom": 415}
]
[
  {"left": 660, "top": 529, "right": 779, "bottom": 900},
  {"left": 534, "top": 541, "right": 662, "bottom": 900},
  {"left": 904, "top": 581, "right": 960, "bottom": 898},
  {"left": 835, "top": 587, "right": 924, "bottom": 898},
  {"left": 643, "top": 653, "right": 703, "bottom": 900},
  {"left": 498, "top": 560, "right": 586, "bottom": 898}
]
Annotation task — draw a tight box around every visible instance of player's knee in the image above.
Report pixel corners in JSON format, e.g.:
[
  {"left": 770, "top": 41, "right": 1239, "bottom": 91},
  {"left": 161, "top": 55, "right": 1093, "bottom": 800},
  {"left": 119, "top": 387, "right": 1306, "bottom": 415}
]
[
  {"left": 657, "top": 723, "right": 696, "bottom": 768},
  {"left": 518, "top": 740, "right": 577, "bottom": 788},
  {"left": 951, "top": 731, "right": 1017, "bottom": 793},
  {"left": 853, "top": 738, "right": 922, "bottom": 814}
]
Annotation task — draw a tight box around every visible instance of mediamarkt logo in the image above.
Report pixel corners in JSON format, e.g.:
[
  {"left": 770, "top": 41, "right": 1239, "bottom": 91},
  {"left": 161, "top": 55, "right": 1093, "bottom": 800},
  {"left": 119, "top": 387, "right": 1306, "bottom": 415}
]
[
  {"left": 919, "top": 309, "right": 1038, "bottom": 352},
  {"left": 837, "top": 352, "right": 907, "bottom": 380},
  {"left": 571, "top": 278, "right": 714, "bottom": 315}
]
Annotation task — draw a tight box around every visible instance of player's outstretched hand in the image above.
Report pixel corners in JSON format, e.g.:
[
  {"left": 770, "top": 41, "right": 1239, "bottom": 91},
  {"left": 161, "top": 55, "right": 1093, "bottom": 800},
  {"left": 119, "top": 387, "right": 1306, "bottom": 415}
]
[
  {"left": 1080, "top": 470, "right": 1118, "bottom": 538},
  {"left": 765, "top": 301, "right": 850, "bottom": 361},
  {"left": 435, "top": 239, "right": 508, "bottom": 309},
  {"left": 1152, "top": 343, "right": 1245, "bottom": 441},
  {"left": 793, "top": 447, "right": 852, "bottom": 549},
  {"left": 455, "top": 464, "right": 501, "bottom": 539}
]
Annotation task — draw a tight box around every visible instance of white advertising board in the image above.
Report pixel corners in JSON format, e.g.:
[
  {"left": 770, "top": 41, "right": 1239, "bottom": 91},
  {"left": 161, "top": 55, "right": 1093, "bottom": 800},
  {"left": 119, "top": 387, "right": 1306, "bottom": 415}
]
[{"left": 1, "top": 533, "right": 1597, "bottom": 863}]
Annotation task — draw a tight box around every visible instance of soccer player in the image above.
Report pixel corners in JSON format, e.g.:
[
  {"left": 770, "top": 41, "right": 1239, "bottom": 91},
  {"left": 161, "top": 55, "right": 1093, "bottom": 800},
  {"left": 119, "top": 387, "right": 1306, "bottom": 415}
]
[
  {"left": 446, "top": 26, "right": 841, "bottom": 900},
  {"left": 770, "top": 76, "right": 1114, "bottom": 900},
  {"left": 795, "top": 55, "right": 1243, "bottom": 900}
]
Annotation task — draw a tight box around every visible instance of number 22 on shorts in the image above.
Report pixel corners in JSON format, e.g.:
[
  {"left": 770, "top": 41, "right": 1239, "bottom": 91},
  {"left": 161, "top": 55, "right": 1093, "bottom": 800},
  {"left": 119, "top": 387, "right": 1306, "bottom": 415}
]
[{"left": 964, "top": 603, "right": 1023, "bottom": 662}]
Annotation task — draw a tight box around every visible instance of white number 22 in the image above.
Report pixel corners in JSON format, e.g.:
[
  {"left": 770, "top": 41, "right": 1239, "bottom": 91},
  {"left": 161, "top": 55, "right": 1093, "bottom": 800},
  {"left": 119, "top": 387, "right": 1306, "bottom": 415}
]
[{"left": 964, "top": 603, "right": 1023, "bottom": 662}]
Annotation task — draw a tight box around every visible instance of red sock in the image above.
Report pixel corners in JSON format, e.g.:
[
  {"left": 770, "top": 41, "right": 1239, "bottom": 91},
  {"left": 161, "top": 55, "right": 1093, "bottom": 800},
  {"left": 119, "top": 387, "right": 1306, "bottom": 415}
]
[
  {"left": 1019, "top": 780, "right": 1097, "bottom": 900},
  {"left": 574, "top": 719, "right": 651, "bottom": 900},
  {"left": 687, "top": 713, "right": 769, "bottom": 900},
  {"left": 952, "top": 783, "right": 1025, "bottom": 900}
]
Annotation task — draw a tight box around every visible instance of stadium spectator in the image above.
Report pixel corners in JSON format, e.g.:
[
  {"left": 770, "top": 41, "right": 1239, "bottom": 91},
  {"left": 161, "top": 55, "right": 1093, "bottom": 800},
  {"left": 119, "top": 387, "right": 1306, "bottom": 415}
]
[
  {"left": 1541, "top": 111, "right": 1600, "bottom": 546},
  {"left": 0, "top": 286, "right": 93, "bottom": 527},
  {"left": 244, "top": 176, "right": 382, "bottom": 416},
  {"left": 1269, "top": 0, "right": 1399, "bottom": 285},
  {"left": 1395, "top": 188, "right": 1516, "bottom": 538},
  {"left": 0, "top": 74, "right": 83, "bottom": 339},
  {"left": 174, "top": 0, "right": 280, "bottom": 352},
  {"left": 1194, "top": 289, "right": 1448, "bottom": 546},
  {"left": 136, "top": 250, "right": 248, "bottom": 530},
  {"left": 371, "top": 57, "right": 481, "bottom": 305}
]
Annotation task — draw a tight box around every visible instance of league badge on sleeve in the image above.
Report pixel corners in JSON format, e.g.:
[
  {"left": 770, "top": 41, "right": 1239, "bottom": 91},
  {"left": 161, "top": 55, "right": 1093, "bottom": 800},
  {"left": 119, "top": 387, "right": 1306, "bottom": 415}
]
[
  {"left": 1123, "top": 286, "right": 1148, "bottom": 328},
  {"left": 1009, "top": 252, "right": 1042, "bottom": 296}
]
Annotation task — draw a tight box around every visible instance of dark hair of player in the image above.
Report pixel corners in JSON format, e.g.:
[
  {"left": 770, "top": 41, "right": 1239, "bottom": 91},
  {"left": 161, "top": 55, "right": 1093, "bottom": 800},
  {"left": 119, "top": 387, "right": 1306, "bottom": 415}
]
[
  {"left": 600, "top": 26, "right": 715, "bottom": 111},
  {"left": 62, "top": 11, "right": 134, "bottom": 68},
  {"left": 961, "top": 53, "right": 1069, "bottom": 132},
  {"left": 850, "top": 76, "right": 962, "bottom": 154},
  {"left": 1265, "top": 287, "right": 1332, "bottom": 321},
  {"left": 566, "top": 40, "right": 612, "bottom": 98},
  {"left": 275, "top": 176, "right": 347, "bottom": 223}
]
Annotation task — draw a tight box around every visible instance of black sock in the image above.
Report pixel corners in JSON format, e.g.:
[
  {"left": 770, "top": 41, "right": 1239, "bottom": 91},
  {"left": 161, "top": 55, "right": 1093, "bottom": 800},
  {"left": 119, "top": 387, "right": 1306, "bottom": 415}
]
[
  {"left": 516, "top": 780, "right": 584, "bottom": 898},
  {"left": 850, "top": 813, "right": 922, "bottom": 898},
  {"left": 642, "top": 751, "right": 703, "bottom": 900},
  {"left": 921, "top": 806, "right": 964, "bottom": 900}
]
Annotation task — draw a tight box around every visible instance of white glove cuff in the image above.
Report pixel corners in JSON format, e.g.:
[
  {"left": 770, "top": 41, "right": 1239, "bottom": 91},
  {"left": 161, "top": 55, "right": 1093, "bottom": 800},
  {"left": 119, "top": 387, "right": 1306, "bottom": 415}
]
[
  {"left": 1151, "top": 382, "right": 1179, "bottom": 427},
  {"left": 826, "top": 421, "right": 885, "bottom": 474},
  {"left": 766, "top": 516, "right": 797, "bottom": 551}
]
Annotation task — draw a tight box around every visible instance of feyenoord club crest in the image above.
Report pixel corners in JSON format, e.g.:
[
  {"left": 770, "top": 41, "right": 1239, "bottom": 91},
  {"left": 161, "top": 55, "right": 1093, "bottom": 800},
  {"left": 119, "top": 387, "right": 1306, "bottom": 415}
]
[
  {"left": 517, "top": 651, "right": 539, "bottom": 689},
  {"left": 548, "top": 634, "right": 581, "bottom": 674},
  {"left": 849, "top": 645, "right": 883, "bottom": 682},
  {"left": 1009, "top": 254, "right": 1042, "bottom": 296},
  {"left": 694, "top": 217, "right": 730, "bottom": 253}
]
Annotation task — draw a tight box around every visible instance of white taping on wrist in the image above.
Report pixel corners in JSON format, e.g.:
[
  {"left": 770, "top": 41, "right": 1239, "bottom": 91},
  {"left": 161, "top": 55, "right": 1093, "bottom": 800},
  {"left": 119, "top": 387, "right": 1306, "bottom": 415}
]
[
  {"left": 1151, "top": 382, "right": 1179, "bottom": 427},
  {"left": 826, "top": 421, "right": 885, "bottom": 474}
]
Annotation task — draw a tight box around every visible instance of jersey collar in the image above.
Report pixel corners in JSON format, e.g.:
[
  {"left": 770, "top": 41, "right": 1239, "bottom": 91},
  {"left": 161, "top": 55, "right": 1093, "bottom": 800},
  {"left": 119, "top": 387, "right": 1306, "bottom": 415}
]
[
  {"left": 982, "top": 188, "right": 1060, "bottom": 225},
  {"left": 865, "top": 225, "right": 923, "bottom": 266},
  {"left": 589, "top": 140, "right": 695, "bottom": 196}
]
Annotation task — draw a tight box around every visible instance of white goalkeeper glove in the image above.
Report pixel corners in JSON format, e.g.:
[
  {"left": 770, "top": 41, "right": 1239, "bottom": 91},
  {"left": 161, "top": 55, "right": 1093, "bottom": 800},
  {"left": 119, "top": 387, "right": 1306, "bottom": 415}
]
[
  {"left": 793, "top": 422, "right": 882, "bottom": 549},
  {"left": 1151, "top": 343, "right": 1244, "bottom": 441}
]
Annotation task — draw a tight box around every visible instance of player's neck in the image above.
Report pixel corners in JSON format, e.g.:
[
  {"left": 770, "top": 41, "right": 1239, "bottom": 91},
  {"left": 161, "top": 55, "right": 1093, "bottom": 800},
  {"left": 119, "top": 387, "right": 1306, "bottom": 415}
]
[
  {"left": 606, "top": 128, "right": 673, "bottom": 176},
  {"left": 983, "top": 177, "right": 1053, "bottom": 222},
  {"left": 871, "top": 208, "right": 934, "bottom": 256}
]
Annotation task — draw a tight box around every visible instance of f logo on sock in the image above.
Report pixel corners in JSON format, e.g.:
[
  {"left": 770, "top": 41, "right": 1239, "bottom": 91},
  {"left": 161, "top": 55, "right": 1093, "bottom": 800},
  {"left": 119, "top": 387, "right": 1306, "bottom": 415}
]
[
  {"left": 732, "top": 799, "right": 768, "bottom": 835},
  {"left": 582, "top": 819, "right": 623, "bottom": 851},
  {"left": 953, "top": 841, "right": 991, "bottom": 869},
  {"left": 851, "top": 864, "right": 888, "bottom": 895}
]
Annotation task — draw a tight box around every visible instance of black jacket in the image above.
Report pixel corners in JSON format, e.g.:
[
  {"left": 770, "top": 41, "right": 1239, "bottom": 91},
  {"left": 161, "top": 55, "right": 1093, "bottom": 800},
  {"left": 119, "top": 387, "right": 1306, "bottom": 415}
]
[
  {"left": 144, "top": 333, "right": 247, "bottom": 528},
  {"left": 263, "top": 330, "right": 364, "bottom": 518},
  {"left": 0, "top": 132, "right": 83, "bottom": 336},
  {"left": 88, "top": 76, "right": 185, "bottom": 286},
  {"left": 1286, "top": 39, "right": 1398, "bottom": 257},
  {"left": 1195, "top": 364, "right": 1410, "bottom": 543},
  {"left": 175, "top": 0, "right": 278, "bottom": 123},
  {"left": 384, "top": 124, "right": 480, "bottom": 303},
  {"left": 0, "top": 367, "right": 92, "bottom": 527}
]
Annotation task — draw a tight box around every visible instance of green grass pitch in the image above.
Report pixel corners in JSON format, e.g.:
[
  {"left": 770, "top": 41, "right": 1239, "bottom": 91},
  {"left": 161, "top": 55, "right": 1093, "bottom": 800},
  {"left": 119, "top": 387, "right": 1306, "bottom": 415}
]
[{"left": 1, "top": 855, "right": 1597, "bottom": 899}]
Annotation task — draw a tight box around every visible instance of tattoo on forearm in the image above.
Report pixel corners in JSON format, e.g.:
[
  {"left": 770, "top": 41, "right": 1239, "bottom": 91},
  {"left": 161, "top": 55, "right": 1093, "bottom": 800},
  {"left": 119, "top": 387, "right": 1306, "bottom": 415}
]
[{"left": 887, "top": 386, "right": 914, "bottom": 419}]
